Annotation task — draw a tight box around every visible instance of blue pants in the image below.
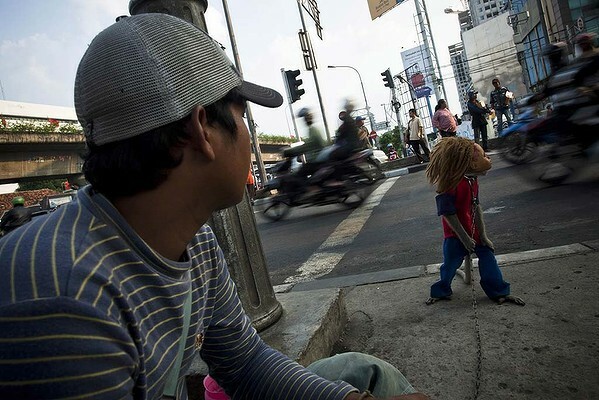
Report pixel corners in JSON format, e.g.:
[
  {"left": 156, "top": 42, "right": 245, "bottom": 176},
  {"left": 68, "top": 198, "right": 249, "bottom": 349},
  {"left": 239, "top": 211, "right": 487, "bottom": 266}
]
[{"left": 430, "top": 237, "right": 510, "bottom": 299}]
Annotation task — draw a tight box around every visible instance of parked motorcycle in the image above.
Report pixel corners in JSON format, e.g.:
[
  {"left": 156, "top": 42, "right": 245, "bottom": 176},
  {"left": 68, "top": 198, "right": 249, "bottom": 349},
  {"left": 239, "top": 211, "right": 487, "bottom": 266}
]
[{"left": 257, "top": 148, "right": 377, "bottom": 221}]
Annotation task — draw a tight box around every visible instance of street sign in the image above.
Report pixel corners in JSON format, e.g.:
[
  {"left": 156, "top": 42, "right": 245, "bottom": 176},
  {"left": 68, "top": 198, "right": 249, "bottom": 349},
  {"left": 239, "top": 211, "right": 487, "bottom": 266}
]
[
  {"left": 415, "top": 86, "right": 432, "bottom": 98},
  {"left": 368, "top": 0, "right": 408, "bottom": 20},
  {"left": 373, "top": 121, "right": 389, "bottom": 131}
]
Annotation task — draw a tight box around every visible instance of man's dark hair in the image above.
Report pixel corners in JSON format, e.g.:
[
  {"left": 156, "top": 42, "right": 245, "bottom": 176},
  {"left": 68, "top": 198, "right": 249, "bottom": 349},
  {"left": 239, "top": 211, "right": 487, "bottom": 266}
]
[
  {"left": 82, "top": 88, "right": 244, "bottom": 199},
  {"left": 492, "top": 78, "right": 500, "bottom": 84},
  {"left": 409, "top": 108, "right": 417, "bottom": 115}
]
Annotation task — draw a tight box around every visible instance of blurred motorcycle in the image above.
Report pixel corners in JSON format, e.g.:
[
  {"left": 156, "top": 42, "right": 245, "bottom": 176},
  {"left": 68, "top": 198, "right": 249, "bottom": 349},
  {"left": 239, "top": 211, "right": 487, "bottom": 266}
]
[
  {"left": 258, "top": 148, "right": 376, "bottom": 221},
  {"left": 498, "top": 71, "right": 599, "bottom": 185}
]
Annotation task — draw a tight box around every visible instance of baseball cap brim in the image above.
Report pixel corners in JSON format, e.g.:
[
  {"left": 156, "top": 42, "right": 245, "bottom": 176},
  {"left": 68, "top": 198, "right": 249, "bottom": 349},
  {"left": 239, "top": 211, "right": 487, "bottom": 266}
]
[{"left": 239, "top": 80, "right": 283, "bottom": 108}]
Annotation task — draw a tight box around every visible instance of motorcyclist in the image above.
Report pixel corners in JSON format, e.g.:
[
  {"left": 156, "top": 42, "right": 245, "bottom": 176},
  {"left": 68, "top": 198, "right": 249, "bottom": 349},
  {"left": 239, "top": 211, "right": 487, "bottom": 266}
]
[
  {"left": 284, "top": 107, "right": 326, "bottom": 164},
  {"left": 0, "top": 196, "right": 33, "bottom": 234},
  {"left": 331, "top": 101, "right": 363, "bottom": 160},
  {"left": 386, "top": 143, "right": 399, "bottom": 161}
]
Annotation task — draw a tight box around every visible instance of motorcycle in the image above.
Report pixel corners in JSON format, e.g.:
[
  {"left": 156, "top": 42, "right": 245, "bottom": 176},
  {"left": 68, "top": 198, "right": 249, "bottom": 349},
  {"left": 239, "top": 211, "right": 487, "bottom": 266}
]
[
  {"left": 257, "top": 147, "right": 377, "bottom": 221},
  {"left": 498, "top": 77, "right": 599, "bottom": 185}
]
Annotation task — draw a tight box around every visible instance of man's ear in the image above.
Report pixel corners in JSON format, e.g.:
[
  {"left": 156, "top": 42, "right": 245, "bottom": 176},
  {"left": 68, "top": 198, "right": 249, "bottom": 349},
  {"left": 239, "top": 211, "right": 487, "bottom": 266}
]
[{"left": 187, "top": 105, "right": 216, "bottom": 161}]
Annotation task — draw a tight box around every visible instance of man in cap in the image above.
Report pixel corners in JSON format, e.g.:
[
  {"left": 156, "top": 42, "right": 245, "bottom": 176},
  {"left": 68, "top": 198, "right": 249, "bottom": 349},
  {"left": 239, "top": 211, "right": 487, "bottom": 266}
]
[
  {"left": 489, "top": 78, "right": 512, "bottom": 134},
  {"left": 0, "top": 13, "right": 426, "bottom": 400},
  {"left": 466, "top": 90, "right": 491, "bottom": 151},
  {"left": 355, "top": 115, "right": 373, "bottom": 149}
]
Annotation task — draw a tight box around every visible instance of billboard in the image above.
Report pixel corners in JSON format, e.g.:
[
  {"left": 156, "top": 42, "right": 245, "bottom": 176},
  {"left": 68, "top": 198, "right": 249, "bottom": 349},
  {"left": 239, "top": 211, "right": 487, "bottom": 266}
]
[
  {"left": 368, "top": 0, "right": 408, "bottom": 20},
  {"left": 400, "top": 45, "right": 434, "bottom": 98}
]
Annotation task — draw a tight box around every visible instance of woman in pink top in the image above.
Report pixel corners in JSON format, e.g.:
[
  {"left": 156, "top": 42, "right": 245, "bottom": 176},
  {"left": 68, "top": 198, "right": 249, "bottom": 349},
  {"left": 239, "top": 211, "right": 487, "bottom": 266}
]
[{"left": 432, "top": 99, "right": 457, "bottom": 137}]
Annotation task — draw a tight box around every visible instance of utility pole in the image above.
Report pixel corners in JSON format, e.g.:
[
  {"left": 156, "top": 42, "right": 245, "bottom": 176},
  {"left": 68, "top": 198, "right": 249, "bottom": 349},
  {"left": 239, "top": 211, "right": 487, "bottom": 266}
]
[
  {"left": 297, "top": 1, "right": 331, "bottom": 143},
  {"left": 391, "top": 89, "right": 407, "bottom": 157},
  {"left": 414, "top": 0, "right": 447, "bottom": 101},
  {"left": 221, "top": 0, "right": 267, "bottom": 187}
]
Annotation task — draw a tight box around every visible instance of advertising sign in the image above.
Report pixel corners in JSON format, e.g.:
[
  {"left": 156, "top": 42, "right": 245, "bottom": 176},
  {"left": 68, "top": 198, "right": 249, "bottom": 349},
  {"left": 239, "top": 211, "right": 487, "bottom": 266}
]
[
  {"left": 400, "top": 44, "right": 434, "bottom": 98},
  {"left": 368, "top": 0, "right": 407, "bottom": 20}
]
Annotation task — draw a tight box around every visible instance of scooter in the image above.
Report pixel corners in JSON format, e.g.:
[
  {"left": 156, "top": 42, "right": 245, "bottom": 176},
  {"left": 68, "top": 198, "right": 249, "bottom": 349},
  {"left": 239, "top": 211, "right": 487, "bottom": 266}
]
[
  {"left": 257, "top": 147, "right": 376, "bottom": 222},
  {"left": 498, "top": 88, "right": 599, "bottom": 185}
]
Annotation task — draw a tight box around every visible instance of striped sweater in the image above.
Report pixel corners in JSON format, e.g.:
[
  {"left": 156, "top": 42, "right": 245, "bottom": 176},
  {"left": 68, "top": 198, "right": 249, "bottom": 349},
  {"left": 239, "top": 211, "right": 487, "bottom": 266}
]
[{"left": 0, "top": 186, "right": 355, "bottom": 400}]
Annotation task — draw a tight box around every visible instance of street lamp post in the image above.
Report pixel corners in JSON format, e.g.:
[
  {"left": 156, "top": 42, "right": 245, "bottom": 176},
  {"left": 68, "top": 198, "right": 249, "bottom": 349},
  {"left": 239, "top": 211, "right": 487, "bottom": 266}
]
[{"left": 328, "top": 65, "right": 375, "bottom": 132}]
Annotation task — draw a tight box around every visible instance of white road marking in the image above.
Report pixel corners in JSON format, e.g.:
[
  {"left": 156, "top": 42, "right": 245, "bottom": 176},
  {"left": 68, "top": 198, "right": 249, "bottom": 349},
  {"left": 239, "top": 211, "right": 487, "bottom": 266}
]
[
  {"left": 283, "top": 177, "right": 399, "bottom": 285},
  {"left": 484, "top": 206, "right": 506, "bottom": 214}
]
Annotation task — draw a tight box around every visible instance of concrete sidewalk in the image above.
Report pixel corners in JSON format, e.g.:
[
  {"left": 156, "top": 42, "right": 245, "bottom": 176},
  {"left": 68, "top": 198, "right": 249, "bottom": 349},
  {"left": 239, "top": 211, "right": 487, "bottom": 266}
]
[{"left": 332, "top": 240, "right": 599, "bottom": 400}]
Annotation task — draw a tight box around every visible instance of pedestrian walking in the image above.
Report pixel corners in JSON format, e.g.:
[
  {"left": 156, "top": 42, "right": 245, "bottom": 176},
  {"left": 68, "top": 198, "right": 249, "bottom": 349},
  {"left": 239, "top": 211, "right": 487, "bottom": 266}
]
[
  {"left": 0, "top": 14, "right": 427, "bottom": 400},
  {"left": 466, "top": 90, "right": 491, "bottom": 151},
  {"left": 405, "top": 108, "right": 430, "bottom": 162},
  {"left": 431, "top": 99, "right": 457, "bottom": 137}
]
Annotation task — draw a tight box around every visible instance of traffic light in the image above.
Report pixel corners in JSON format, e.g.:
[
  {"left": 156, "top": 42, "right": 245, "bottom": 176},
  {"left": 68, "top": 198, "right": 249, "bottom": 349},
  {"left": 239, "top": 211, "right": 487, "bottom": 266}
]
[
  {"left": 381, "top": 68, "right": 395, "bottom": 89},
  {"left": 284, "top": 69, "right": 305, "bottom": 103}
]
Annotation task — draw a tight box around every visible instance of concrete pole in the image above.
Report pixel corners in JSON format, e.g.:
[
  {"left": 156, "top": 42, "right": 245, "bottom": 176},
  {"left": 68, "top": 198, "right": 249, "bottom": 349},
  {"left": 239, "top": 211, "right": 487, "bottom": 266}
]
[
  {"left": 414, "top": 0, "right": 447, "bottom": 101},
  {"left": 221, "top": 0, "right": 268, "bottom": 189},
  {"left": 128, "top": 0, "right": 282, "bottom": 332}
]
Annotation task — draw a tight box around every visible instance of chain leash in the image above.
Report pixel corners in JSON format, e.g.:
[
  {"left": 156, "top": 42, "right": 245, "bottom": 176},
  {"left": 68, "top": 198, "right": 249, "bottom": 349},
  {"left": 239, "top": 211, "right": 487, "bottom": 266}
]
[{"left": 469, "top": 263, "right": 483, "bottom": 400}]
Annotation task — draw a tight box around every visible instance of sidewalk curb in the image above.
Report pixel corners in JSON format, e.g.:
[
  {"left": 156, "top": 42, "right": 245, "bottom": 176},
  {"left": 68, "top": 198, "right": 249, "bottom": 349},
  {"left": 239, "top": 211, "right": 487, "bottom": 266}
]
[
  {"left": 274, "top": 240, "right": 597, "bottom": 293},
  {"left": 383, "top": 163, "right": 427, "bottom": 179}
]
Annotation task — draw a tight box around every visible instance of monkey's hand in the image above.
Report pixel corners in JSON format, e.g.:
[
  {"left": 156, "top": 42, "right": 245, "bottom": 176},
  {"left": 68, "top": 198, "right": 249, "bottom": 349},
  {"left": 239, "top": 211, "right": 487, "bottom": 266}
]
[
  {"left": 443, "top": 214, "right": 476, "bottom": 253},
  {"left": 480, "top": 235, "right": 495, "bottom": 251}
]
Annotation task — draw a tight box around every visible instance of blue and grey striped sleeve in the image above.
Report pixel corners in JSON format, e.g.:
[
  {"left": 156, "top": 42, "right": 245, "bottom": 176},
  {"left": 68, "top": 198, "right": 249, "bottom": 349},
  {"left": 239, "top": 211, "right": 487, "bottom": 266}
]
[
  {"left": 0, "top": 297, "right": 139, "bottom": 399},
  {"left": 200, "top": 245, "right": 356, "bottom": 400}
]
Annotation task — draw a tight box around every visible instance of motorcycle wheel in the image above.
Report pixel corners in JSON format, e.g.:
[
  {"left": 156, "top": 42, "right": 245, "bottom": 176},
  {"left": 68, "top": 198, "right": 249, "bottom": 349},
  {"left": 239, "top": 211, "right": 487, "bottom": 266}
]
[
  {"left": 261, "top": 197, "right": 292, "bottom": 222},
  {"left": 338, "top": 176, "right": 369, "bottom": 209},
  {"left": 517, "top": 140, "right": 585, "bottom": 185},
  {"left": 499, "top": 131, "right": 536, "bottom": 165},
  {"left": 364, "top": 158, "right": 385, "bottom": 182}
]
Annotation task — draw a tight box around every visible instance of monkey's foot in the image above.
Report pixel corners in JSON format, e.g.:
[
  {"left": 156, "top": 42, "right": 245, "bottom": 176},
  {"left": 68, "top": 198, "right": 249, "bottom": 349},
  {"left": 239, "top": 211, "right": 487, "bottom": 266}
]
[
  {"left": 495, "top": 295, "right": 525, "bottom": 306},
  {"left": 425, "top": 296, "right": 451, "bottom": 305}
]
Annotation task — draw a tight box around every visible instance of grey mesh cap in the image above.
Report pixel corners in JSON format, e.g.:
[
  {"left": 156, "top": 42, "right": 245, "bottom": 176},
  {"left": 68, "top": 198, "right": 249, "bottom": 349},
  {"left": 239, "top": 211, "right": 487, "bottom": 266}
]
[{"left": 75, "top": 13, "right": 283, "bottom": 146}]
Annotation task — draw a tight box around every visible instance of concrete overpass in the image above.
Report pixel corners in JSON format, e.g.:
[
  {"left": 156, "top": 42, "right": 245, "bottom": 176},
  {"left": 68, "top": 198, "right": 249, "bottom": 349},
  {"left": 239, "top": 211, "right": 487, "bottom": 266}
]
[{"left": 0, "top": 131, "right": 288, "bottom": 185}]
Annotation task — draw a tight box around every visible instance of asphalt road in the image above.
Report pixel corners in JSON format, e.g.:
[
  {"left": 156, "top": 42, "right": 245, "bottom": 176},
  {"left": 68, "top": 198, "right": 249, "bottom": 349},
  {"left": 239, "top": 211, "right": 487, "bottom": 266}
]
[{"left": 256, "top": 156, "right": 599, "bottom": 286}]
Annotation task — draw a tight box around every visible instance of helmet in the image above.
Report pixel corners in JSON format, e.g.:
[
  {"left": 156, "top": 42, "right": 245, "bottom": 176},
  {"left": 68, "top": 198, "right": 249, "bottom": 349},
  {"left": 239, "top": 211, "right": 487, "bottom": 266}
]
[
  {"left": 542, "top": 42, "right": 567, "bottom": 70},
  {"left": 355, "top": 116, "right": 365, "bottom": 121},
  {"left": 467, "top": 90, "right": 478, "bottom": 99},
  {"left": 12, "top": 196, "right": 25, "bottom": 206},
  {"left": 575, "top": 32, "right": 597, "bottom": 46},
  {"left": 297, "top": 107, "right": 311, "bottom": 118},
  {"left": 386, "top": 143, "right": 393, "bottom": 148},
  {"left": 542, "top": 42, "right": 567, "bottom": 57}
]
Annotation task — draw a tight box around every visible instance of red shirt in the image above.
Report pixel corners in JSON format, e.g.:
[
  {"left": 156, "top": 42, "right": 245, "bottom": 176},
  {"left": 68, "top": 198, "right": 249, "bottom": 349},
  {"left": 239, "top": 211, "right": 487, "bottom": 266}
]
[{"left": 436, "top": 176, "right": 480, "bottom": 242}]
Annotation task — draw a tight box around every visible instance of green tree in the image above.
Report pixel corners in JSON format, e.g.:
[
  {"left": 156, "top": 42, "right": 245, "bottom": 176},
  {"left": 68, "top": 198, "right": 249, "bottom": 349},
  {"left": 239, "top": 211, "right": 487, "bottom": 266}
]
[
  {"left": 18, "top": 179, "right": 65, "bottom": 192},
  {"left": 378, "top": 126, "right": 404, "bottom": 154}
]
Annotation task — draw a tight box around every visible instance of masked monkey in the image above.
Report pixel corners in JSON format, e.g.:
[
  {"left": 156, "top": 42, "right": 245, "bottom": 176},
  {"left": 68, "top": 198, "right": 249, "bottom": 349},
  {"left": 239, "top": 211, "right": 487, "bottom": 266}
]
[{"left": 425, "top": 137, "right": 524, "bottom": 306}]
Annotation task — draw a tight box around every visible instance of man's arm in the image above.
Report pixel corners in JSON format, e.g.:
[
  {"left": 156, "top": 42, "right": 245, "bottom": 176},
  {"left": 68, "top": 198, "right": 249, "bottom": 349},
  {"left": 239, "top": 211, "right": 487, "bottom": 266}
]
[
  {"left": 0, "top": 298, "right": 138, "bottom": 399},
  {"left": 200, "top": 245, "right": 356, "bottom": 400}
]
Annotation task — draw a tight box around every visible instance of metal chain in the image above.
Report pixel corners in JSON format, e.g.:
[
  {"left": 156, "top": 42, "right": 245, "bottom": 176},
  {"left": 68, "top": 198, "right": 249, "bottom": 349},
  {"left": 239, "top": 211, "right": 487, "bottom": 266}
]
[{"left": 470, "top": 271, "right": 483, "bottom": 400}]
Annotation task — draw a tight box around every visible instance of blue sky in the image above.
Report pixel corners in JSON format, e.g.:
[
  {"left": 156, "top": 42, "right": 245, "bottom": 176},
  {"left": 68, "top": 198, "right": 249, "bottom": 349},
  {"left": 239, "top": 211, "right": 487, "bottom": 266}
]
[{"left": 0, "top": 0, "right": 462, "bottom": 138}]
